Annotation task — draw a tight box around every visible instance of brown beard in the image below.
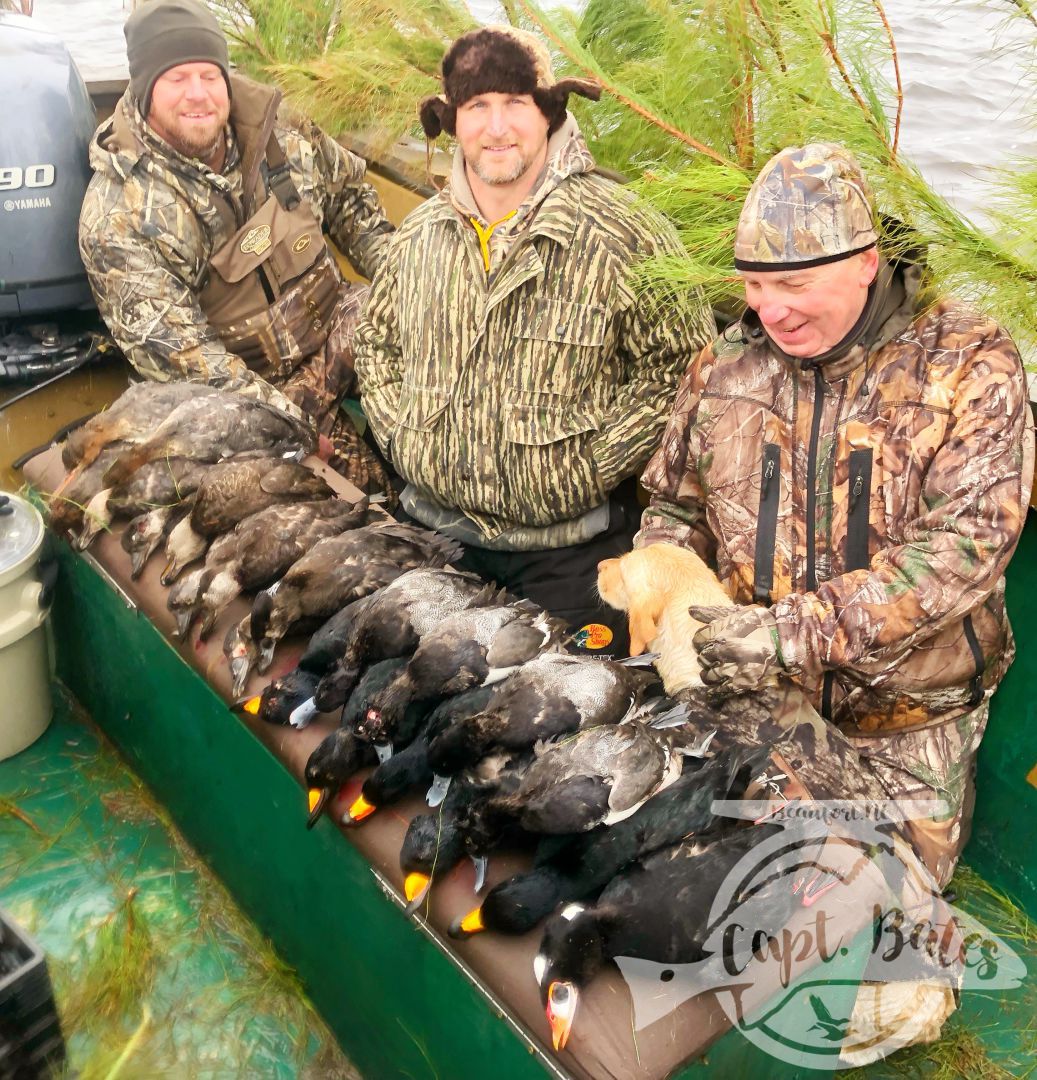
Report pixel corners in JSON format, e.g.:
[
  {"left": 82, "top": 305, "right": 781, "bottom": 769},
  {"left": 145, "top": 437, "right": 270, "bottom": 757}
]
[{"left": 164, "top": 122, "right": 225, "bottom": 165}]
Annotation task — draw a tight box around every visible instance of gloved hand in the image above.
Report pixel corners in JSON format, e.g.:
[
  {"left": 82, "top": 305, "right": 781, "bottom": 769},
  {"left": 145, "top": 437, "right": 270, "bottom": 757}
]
[{"left": 688, "top": 604, "right": 784, "bottom": 693}]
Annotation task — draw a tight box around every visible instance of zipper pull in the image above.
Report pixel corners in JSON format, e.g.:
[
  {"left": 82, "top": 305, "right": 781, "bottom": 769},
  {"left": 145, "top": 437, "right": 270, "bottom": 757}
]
[
  {"left": 762, "top": 457, "right": 775, "bottom": 495},
  {"left": 850, "top": 473, "right": 864, "bottom": 509}
]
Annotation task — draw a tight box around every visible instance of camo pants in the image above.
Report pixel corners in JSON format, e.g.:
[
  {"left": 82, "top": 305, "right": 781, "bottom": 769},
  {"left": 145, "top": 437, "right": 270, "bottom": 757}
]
[
  {"left": 278, "top": 282, "right": 394, "bottom": 501},
  {"left": 683, "top": 682, "right": 987, "bottom": 888}
]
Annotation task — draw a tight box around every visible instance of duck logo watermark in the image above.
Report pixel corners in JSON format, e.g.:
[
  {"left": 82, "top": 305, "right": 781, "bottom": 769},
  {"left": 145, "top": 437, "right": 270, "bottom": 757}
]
[{"left": 614, "top": 798, "right": 1026, "bottom": 1070}]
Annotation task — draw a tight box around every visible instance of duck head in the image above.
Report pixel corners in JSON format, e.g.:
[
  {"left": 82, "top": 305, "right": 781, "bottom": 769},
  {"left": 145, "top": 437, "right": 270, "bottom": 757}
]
[
  {"left": 399, "top": 810, "right": 466, "bottom": 915},
  {"left": 356, "top": 670, "right": 414, "bottom": 743},
  {"left": 168, "top": 566, "right": 209, "bottom": 639},
  {"left": 122, "top": 506, "right": 173, "bottom": 578},
  {"left": 197, "top": 569, "right": 242, "bottom": 640},
  {"left": 304, "top": 728, "right": 362, "bottom": 829},
  {"left": 162, "top": 516, "right": 206, "bottom": 584},
  {"left": 535, "top": 904, "right": 604, "bottom": 1051},
  {"left": 426, "top": 717, "right": 486, "bottom": 778},
  {"left": 224, "top": 616, "right": 259, "bottom": 698},
  {"left": 249, "top": 589, "right": 284, "bottom": 673},
  {"left": 313, "top": 659, "right": 362, "bottom": 713},
  {"left": 72, "top": 488, "right": 112, "bottom": 551}
]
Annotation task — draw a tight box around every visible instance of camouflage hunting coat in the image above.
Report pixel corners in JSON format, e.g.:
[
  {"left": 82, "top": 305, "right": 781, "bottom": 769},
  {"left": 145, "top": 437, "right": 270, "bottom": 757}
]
[
  {"left": 640, "top": 261, "right": 1034, "bottom": 736},
  {"left": 354, "top": 119, "right": 715, "bottom": 547},
  {"left": 79, "top": 75, "right": 393, "bottom": 420}
]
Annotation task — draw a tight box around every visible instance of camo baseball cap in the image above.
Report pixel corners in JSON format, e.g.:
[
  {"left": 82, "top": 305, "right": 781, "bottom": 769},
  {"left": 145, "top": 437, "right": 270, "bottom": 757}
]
[{"left": 734, "top": 143, "right": 878, "bottom": 271}]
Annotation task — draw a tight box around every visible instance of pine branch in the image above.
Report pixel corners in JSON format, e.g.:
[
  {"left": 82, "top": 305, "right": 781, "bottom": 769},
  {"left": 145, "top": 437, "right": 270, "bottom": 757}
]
[
  {"left": 870, "top": 0, "right": 902, "bottom": 158},
  {"left": 515, "top": 0, "right": 740, "bottom": 169}
]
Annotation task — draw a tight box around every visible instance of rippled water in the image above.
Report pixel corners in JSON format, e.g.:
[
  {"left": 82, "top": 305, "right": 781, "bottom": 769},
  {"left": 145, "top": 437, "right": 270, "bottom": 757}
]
[{"left": 24, "top": 0, "right": 1037, "bottom": 225}]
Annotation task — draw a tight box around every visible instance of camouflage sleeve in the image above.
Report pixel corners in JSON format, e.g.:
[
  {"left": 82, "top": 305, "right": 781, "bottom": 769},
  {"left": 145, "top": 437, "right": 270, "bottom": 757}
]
[
  {"left": 774, "top": 324, "right": 1035, "bottom": 679},
  {"left": 311, "top": 126, "right": 394, "bottom": 281},
  {"left": 634, "top": 341, "right": 720, "bottom": 566},
  {"left": 78, "top": 204, "right": 305, "bottom": 421},
  {"left": 353, "top": 235, "right": 403, "bottom": 459}
]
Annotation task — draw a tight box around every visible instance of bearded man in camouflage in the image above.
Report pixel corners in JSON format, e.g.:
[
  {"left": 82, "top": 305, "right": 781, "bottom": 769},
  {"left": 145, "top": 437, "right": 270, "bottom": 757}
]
[
  {"left": 355, "top": 27, "right": 715, "bottom": 656},
  {"left": 78, "top": 0, "right": 395, "bottom": 494},
  {"left": 638, "top": 143, "right": 1034, "bottom": 887}
]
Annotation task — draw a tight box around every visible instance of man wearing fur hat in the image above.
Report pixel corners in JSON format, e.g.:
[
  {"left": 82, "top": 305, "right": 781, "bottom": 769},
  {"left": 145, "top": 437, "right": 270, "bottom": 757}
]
[
  {"left": 355, "top": 26, "right": 715, "bottom": 655},
  {"left": 79, "top": 0, "right": 395, "bottom": 494},
  {"left": 638, "top": 143, "right": 1034, "bottom": 889}
]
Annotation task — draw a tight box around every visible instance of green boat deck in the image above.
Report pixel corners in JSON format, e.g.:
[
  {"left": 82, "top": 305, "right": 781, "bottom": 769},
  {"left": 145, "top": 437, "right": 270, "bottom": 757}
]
[
  {"left": 0, "top": 686, "right": 359, "bottom": 1078},
  {"left": 6, "top": 468, "right": 1037, "bottom": 1077}
]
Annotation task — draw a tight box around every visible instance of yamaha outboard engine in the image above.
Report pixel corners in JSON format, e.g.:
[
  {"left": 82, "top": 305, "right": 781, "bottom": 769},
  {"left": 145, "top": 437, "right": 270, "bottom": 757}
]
[
  {"left": 0, "top": 8, "right": 112, "bottom": 389},
  {"left": 0, "top": 9, "right": 96, "bottom": 316}
]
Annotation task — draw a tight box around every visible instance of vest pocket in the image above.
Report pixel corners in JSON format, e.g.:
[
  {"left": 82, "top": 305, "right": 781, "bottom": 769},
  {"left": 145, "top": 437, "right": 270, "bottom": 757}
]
[{"left": 514, "top": 298, "right": 608, "bottom": 392}]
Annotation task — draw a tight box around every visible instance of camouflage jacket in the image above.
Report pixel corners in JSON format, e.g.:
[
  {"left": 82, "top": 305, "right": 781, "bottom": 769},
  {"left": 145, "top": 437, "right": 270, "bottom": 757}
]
[
  {"left": 640, "top": 261, "right": 1034, "bottom": 734},
  {"left": 79, "top": 76, "right": 393, "bottom": 418},
  {"left": 354, "top": 118, "right": 715, "bottom": 547}
]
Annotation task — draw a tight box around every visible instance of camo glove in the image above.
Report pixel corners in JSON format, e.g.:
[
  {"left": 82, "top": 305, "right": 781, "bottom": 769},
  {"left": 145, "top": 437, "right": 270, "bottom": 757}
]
[{"left": 689, "top": 605, "right": 784, "bottom": 693}]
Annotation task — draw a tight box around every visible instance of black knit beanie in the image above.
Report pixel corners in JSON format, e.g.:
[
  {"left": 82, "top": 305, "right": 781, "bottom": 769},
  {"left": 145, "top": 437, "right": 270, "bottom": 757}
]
[
  {"left": 419, "top": 26, "right": 600, "bottom": 139},
  {"left": 125, "top": 0, "right": 231, "bottom": 115}
]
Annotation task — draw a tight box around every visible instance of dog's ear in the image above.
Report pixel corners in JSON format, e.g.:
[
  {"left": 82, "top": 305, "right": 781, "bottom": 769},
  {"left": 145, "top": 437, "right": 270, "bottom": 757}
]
[{"left": 628, "top": 594, "right": 663, "bottom": 656}]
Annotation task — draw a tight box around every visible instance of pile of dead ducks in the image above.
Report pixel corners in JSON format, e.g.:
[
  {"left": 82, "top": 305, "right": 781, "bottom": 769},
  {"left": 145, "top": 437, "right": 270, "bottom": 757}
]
[{"left": 47, "top": 383, "right": 823, "bottom": 1054}]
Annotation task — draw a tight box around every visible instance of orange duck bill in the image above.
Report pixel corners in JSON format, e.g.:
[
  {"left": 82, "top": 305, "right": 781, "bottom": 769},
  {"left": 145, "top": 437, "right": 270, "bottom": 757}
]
[
  {"left": 546, "top": 981, "right": 579, "bottom": 1052},
  {"left": 447, "top": 905, "right": 485, "bottom": 939},
  {"left": 306, "top": 786, "right": 331, "bottom": 828},
  {"left": 343, "top": 792, "right": 377, "bottom": 825}
]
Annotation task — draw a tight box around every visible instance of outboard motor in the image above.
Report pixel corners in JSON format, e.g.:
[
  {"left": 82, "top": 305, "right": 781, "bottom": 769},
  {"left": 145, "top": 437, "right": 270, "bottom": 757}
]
[
  {"left": 0, "top": 9, "right": 96, "bottom": 316},
  {"left": 0, "top": 8, "right": 112, "bottom": 390}
]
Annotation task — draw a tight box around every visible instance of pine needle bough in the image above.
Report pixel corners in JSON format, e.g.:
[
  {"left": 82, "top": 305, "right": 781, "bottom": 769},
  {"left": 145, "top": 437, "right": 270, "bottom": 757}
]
[{"left": 211, "top": 0, "right": 1037, "bottom": 358}]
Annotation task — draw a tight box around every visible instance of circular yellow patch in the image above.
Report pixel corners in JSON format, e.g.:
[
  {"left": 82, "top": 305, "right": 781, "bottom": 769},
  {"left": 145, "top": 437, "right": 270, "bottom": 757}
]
[
  {"left": 292, "top": 233, "right": 312, "bottom": 254},
  {"left": 577, "top": 623, "right": 614, "bottom": 650}
]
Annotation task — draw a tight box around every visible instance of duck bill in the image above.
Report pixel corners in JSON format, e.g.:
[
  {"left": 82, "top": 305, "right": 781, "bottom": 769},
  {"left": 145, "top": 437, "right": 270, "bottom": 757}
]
[
  {"left": 546, "top": 982, "right": 579, "bottom": 1052},
  {"left": 306, "top": 787, "right": 330, "bottom": 829},
  {"left": 160, "top": 558, "right": 181, "bottom": 586},
  {"left": 343, "top": 793, "right": 376, "bottom": 825},
  {"left": 129, "top": 542, "right": 154, "bottom": 579},
  {"left": 256, "top": 638, "right": 277, "bottom": 674},
  {"left": 402, "top": 872, "right": 432, "bottom": 915},
  {"left": 197, "top": 608, "right": 219, "bottom": 641},
  {"left": 172, "top": 608, "right": 196, "bottom": 640},
  {"left": 426, "top": 774, "right": 452, "bottom": 808},
  {"left": 236, "top": 694, "right": 263, "bottom": 717},
  {"left": 288, "top": 698, "right": 319, "bottom": 730},
  {"left": 448, "top": 906, "right": 485, "bottom": 940},
  {"left": 230, "top": 656, "right": 253, "bottom": 699}
]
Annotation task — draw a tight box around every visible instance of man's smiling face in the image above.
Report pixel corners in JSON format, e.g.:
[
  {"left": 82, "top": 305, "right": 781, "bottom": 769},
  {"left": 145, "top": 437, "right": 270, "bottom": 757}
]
[
  {"left": 739, "top": 247, "right": 879, "bottom": 358},
  {"left": 455, "top": 91, "right": 550, "bottom": 190},
  {"left": 147, "top": 61, "right": 229, "bottom": 164}
]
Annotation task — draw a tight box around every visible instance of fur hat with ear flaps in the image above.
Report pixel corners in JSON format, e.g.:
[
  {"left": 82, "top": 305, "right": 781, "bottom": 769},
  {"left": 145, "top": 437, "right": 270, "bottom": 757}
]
[{"left": 419, "top": 26, "right": 601, "bottom": 139}]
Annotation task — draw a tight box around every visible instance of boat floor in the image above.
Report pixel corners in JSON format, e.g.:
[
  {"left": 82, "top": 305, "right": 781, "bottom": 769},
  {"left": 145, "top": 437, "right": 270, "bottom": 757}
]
[{"left": 0, "top": 684, "right": 361, "bottom": 1079}]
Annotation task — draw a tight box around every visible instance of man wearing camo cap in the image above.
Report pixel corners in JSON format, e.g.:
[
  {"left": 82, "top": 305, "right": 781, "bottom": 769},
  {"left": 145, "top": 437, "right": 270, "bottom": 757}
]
[{"left": 637, "top": 143, "right": 1033, "bottom": 889}]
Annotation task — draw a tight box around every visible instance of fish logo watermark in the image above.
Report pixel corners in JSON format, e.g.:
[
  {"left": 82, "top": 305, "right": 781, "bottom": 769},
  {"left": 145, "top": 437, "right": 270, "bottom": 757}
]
[{"left": 614, "top": 798, "right": 1026, "bottom": 1069}]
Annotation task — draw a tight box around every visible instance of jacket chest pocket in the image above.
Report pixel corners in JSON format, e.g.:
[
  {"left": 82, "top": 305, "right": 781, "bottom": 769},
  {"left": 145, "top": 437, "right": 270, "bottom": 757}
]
[{"left": 512, "top": 297, "right": 608, "bottom": 394}]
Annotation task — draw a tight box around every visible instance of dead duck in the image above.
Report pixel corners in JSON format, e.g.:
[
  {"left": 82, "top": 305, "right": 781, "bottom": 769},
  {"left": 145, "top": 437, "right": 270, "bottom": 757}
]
[
  {"left": 304, "top": 657, "right": 415, "bottom": 826},
  {"left": 73, "top": 455, "right": 207, "bottom": 551},
  {"left": 160, "top": 456, "right": 334, "bottom": 584},
  {"left": 303, "top": 728, "right": 376, "bottom": 829},
  {"left": 102, "top": 392, "right": 314, "bottom": 488},
  {"left": 358, "top": 601, "right": 566, "bottom": 748},
  {"left": 192, "top": 497, "right": 372, "bottom": 639},
  {"left": 247, "top": 525, "right": 464, "bottom": 680},
  {"left": 447, "top": 742, "right": 770, "bottom": 941},
  {"left": 121, "top": 502, "right": 193, "bottom": 579},
  {"left": 313, "top": 569, "right": 507, "bottom": 715},
  {"left": 424, "top": 654, "right": 659, "bottom": 803},
  {"left": 471, "top": 707, "right": 714, "bottom": 838},
  {"left": 242, "top": 594, "right": 379, "bottom": 725},
  {"left": 61, "top": 381, "right": 216, "bottom": 471},
  {"left": 344, "top": 684, "right": 499, "bottom": 827},
  {"left": 534, "top": 822, "right": 787, "bottom": 1051},
  {"left": 167, "top": 531, "right": 240, "bottom": 639}
]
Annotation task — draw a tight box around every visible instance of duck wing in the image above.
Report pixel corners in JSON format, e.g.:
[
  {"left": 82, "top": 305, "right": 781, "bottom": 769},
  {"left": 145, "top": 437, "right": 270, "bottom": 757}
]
[{"left": 257, "top": 462, "right": 333, "bottom": 499}]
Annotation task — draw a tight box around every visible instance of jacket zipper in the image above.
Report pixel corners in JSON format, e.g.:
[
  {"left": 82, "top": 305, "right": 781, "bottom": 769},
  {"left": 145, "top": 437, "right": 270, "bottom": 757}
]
[
  {"left": 845, "top": 448, "right": 874, "bottom": 571},
  {"left": 753, "top": 443, "right": 781, "bottom": 604},
  {"left": 804, "top": 366, "right": 835, "bottom": 719}
]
